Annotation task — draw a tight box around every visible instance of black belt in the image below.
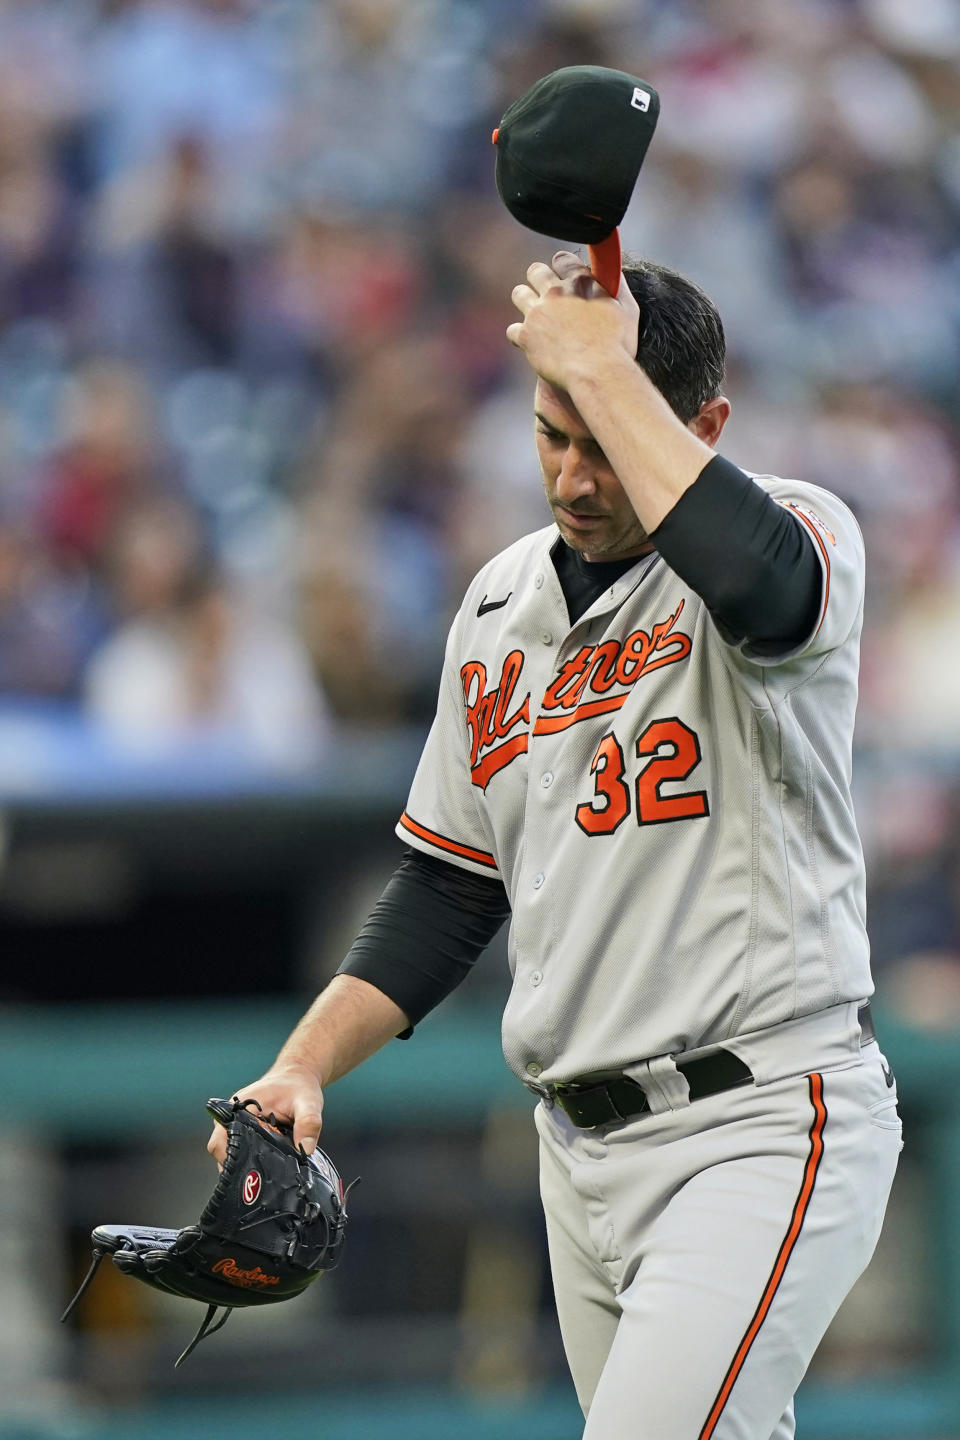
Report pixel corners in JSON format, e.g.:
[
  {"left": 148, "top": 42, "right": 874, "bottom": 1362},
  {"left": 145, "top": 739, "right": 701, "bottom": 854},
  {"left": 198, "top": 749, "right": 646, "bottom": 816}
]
[{"left": 551, "top": 1003, "right": 876, "bottom": 1130}]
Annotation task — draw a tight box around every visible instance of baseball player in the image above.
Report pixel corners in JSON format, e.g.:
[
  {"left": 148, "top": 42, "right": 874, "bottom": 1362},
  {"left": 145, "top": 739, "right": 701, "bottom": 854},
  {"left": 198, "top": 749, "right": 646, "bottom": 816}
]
[{"left": 212, "top": 250, "right": 901, "bottom": 1439}]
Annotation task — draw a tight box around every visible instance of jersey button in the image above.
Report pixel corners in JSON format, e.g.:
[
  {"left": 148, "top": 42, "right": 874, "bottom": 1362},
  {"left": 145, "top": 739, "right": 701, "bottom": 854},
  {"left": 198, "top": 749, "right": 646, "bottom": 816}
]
[
  {"left": 533, "top": 872, "right": 544, "bottom": 889},
  {"left": 534, "top": 573, "right": 544, "bottom": 589},
  {"left": 526, "top": 1061, "right": 542, "bottom": 1078},
  {"left": 540, "top": 771, "right": 553, "bottom": 788},
  {"left": 530, "top": 970, "right": 543, "bottom": 987},
  {"left": 540, "top": 631, "right": 553, "bottom": 645}
]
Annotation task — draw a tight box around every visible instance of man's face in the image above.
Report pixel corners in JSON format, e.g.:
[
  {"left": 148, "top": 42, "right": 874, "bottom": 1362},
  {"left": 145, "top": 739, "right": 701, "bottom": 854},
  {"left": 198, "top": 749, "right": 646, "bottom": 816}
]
[{"left": 534, "top": 380, "right": 652, "bottom": 562}]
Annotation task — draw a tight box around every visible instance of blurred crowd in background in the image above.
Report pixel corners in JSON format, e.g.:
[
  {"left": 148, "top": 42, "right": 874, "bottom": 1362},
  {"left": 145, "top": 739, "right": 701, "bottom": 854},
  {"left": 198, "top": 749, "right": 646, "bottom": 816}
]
[{"left": 0, "top": 0, "right": 959, "bottom": 1017}]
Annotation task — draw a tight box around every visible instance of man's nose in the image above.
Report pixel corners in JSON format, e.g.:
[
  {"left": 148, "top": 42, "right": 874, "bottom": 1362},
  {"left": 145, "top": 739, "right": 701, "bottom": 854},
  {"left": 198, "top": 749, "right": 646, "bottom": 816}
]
[{"left": 555, "top": 444, "right": 597, "bottom": 503}]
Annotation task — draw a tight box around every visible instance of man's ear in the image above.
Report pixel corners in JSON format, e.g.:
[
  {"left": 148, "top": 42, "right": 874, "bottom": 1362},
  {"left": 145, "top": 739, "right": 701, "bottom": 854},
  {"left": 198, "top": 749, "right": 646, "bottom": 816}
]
[{"left": 689, "top": 396, "right": 731, "bottom": 449}]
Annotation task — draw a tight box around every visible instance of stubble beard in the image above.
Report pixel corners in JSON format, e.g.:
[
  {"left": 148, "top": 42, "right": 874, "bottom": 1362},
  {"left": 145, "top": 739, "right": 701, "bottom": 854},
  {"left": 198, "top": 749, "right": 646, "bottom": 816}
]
[{"left": 551, "top": 505, "right": 651, "bottom": 562}]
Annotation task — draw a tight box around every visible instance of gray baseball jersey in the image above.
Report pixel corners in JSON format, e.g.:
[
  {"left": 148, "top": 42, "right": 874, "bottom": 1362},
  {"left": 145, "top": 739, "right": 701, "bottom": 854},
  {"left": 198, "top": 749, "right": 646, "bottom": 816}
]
[{"left": 397, "top": 475, "right": 869, "bottom": 1087}]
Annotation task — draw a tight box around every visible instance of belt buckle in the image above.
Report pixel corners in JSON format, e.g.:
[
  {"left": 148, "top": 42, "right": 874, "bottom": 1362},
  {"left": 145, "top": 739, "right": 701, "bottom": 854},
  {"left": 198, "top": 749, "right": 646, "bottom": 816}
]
[
  {"left": 553, "top": 1080, "right": 604, "bottom": 1129},
  {"left": 553, "top": 1077, "right": 646, "bottom": 1129},
  {"left": 552, "top": 1080, "right": 588, "bottom": 1110}
]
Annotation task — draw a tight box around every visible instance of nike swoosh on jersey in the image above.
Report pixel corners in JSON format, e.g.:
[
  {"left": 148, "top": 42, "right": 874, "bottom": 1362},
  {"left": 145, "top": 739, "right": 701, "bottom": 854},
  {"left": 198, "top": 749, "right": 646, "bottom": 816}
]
[
  {"left": 477, "top": 592, "right": 512, "bottom": 617},
  {"left": 881, "top": 1062, "right": 894, "bottom": 1088}
]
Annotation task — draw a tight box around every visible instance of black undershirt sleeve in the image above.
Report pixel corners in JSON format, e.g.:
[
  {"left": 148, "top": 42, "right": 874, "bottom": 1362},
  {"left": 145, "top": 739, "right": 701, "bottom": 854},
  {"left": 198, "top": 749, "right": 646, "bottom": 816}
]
[
  {"left": 336, "top": 848, "right": 512, "bottom": 1035},
  {"left": 650, "top": 454, "right": 823, "bottom": 651}
]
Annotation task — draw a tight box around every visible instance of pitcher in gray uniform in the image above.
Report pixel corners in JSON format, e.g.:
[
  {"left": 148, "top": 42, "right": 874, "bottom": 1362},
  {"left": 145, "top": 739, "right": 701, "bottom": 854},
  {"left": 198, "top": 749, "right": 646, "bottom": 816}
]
[{"left": 210, "top": 249, "right": 901, "bottom": 1440}]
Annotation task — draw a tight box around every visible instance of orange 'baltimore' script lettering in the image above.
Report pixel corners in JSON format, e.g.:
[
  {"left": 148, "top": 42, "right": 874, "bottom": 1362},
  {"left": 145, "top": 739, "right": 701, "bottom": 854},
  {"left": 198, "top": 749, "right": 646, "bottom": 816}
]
[
  {"left": 534, "top": 602, "right": 692, "bottom": 735},
  {"left": 461, "top": 650, "right": 530, "bottom": 790},
  {"left": 459, "top": 603, "right": 693, "bottom": 785},
  {"left": 211, "top": 1258, "right": 281, "bottom": 1288}
]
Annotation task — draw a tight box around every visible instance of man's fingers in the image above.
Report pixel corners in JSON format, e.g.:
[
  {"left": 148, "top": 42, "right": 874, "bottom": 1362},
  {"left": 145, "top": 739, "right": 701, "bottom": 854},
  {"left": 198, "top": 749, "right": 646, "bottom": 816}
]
[
  {"left": 549, "top": 250, "right": 606, "bottom": 299},
  {"left": 551, "top": 249, "right": 587, "bottom": 279},
  {"left": 511, "top": 282, "right": 536, "bottom": 315},
  {"left": 208, "top": 1093, "right": 322, "bottom": 1161},
  {"left": 516, "top": 255, "right": 606, "bottom": 321},
  {"left": 526, "top": 259, "right": 561, "bottom": 292},
  {"left": 551, "top": 250, "right": 599, "bottom": 294},
  {"left": 293, "top": 1106, "right": 323, "bottom": 1156},
  {"left": 505, "top": 320, "right": 523, "bottom": 348}
]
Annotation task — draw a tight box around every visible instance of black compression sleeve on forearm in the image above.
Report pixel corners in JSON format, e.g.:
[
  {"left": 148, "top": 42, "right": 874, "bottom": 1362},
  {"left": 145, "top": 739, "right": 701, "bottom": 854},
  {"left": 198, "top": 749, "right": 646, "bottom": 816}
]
[
  {"left": 336, "top": 847, "right": 511, "bottom": 1033},
  {"left": 650, "top": 454, "right": 823, "bottom": 647}
]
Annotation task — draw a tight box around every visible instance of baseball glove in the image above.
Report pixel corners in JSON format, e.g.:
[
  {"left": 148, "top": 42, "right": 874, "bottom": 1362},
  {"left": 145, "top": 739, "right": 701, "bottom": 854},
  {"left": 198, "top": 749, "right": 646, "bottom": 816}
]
[{"left": 61, "top": 1097, "right": 353, "bottom": 1366}]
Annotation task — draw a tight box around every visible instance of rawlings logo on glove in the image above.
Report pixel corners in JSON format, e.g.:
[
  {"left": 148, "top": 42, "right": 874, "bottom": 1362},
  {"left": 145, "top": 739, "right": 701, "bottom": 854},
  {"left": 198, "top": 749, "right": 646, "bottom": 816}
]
[
  {"left": 211, "top": 1258, "right": 281, "bottom": 1288},
  {"left": 61, "top": 1097, "right": 354, "bottom": 1366}
]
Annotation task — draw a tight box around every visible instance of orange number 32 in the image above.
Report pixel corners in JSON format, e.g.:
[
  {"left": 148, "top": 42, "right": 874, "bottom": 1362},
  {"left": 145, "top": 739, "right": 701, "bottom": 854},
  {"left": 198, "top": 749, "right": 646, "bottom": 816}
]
[{"left": 575, "top": 717, "right": 709, "bottom": 836}]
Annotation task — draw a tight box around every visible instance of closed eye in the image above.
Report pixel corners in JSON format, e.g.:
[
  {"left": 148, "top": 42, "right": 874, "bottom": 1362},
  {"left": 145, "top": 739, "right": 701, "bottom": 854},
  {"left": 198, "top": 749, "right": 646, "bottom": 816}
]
[
  {"left": 534, "top": 414, "right": 603, "bottom": 455},
  {"left": 538, "top": 426, "right": 606, "bottom": 462}
]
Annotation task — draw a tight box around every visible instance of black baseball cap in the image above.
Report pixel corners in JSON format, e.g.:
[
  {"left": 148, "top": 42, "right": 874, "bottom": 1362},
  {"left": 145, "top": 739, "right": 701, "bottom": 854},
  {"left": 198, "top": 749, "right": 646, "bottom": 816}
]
[{"left": 493, "top": 65, "right": 660, "bottom": 244}]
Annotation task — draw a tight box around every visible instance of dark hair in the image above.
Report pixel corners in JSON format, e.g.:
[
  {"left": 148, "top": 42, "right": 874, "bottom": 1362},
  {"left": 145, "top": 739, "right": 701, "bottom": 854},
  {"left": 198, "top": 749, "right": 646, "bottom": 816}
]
[{"left": 621, "top": 258, "right": 726, "bottom": 424}]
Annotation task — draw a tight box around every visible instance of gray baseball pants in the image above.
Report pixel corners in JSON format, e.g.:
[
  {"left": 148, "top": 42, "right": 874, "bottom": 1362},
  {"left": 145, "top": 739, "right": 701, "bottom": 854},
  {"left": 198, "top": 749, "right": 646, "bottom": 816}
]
[{"left": 537, "top": 1041, "right": 901, "bottom": 1439}]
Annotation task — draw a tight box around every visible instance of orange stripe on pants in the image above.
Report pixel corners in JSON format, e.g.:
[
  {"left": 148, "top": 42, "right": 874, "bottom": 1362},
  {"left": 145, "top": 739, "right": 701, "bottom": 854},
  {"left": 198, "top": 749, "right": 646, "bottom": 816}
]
[{"left": 698, "top": 1073, "right": 827, "bottom": 1440}]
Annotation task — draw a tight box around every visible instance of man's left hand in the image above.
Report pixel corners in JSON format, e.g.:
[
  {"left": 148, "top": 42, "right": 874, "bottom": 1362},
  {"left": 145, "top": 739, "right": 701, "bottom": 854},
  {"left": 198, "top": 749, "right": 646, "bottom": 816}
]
[{"left": 506, "top": 250, "right": 640, "bottom": 389}]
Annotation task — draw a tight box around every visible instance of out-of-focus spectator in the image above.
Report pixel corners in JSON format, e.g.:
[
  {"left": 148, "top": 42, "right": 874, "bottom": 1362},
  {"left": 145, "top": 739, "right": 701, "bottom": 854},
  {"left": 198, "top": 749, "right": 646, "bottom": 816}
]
[
  {"left": 0, "top": 0, "right": 88, "bottom": 326},
  {"left": 88, "top": 0, "right": 284, "bottom": 196},
  {"left": 866, "top": 779, "right": 960, "bottom": 1027},
  {"left": 803, "top": 385, "right": 958, "bottom": 606},
  {"left": 0, "top": 515, "right": 106, "bottom": 697},
  {"left": 39, "top": 359, "right": 160, "bottom": 566},
  {"left": 85, "top": 495, "right": 329, "bottom": 766},
  {"left": 294, "top": 333, "right": 464, "bottom": 719},
  {"left": 0, "top": 109, "right": 77, "bottom": 328},
  {"left": 257, "top": 211, "right": 423, "bottom": 380},
  {"left": 89, "top": 133, "right": 241, "bottom": 368},
  {"left": 862, "top": 507, "right": 960, "bottom": 752}
]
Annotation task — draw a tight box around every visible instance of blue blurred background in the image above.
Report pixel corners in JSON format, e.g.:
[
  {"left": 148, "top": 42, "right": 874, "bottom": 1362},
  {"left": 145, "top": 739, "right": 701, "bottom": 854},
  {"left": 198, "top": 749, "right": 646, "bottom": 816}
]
[{"left": 2, "top": 1, "right": 960, "bottom": 1437}]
